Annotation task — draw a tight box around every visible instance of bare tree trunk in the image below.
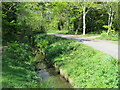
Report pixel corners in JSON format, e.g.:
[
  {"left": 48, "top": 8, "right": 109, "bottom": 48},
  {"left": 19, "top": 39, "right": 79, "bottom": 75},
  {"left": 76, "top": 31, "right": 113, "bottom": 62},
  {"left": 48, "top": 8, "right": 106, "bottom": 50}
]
[
  {"left": 107, "top": 7, "right": 113, "bottom": 34},
  {"left": 110, "top": 11, "right": 113, "bottom": 28},
  {"left": 75, "top": 29, "right": 78, "bottom": 35},
  {"left": 83, "top": 6, "right": 86, "bottom": 35}
]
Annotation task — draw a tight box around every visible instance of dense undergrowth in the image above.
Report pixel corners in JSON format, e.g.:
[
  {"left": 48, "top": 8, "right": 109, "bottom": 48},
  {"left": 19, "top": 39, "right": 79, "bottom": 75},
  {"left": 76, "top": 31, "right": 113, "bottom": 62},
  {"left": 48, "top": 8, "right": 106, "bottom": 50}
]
[
  {"left": 2, "top": 41, "right": 51, "bottom": 88},
  {"left": 96, "top": 31, "right": 119, "bottom": 41},
  {"left": 35, "top": 34, "right": 119, "bottom": 88}
]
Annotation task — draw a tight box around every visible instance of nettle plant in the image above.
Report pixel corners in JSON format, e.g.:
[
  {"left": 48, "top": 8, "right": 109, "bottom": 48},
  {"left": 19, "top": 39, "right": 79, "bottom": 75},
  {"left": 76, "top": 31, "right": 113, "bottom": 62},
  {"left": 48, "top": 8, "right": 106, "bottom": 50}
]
[{"left": 34, "top": 35, "right": 48, "bottom": 53}]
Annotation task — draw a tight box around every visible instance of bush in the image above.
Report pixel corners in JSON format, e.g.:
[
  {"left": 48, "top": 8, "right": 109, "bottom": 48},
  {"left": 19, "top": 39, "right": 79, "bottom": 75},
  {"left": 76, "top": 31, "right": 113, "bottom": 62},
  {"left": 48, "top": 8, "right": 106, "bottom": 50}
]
[
  {"left": 99, "top": 25, "right": 119, "bottom": 41},
  {"left": 4, "top": 41, "right": 32, "bottom": 65},
  {"left": 99, "top": 30, "right": 119, "bottom": 41}
]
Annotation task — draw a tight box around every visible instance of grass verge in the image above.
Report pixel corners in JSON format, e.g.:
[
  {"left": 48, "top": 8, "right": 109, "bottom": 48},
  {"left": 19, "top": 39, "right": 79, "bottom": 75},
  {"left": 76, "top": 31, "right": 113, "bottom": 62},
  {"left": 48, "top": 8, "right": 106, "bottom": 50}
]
[
  {"left": 111, "top": 41, "right": 120, "bottom": 45},
  {"left": 47, "top": 30, "right": 68, "bottom": 34}
]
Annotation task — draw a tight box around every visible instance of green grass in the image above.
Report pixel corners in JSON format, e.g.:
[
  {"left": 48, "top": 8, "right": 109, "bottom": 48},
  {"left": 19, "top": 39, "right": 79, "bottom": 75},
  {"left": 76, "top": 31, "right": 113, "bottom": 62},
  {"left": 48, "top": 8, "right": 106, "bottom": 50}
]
[
  {"left": 2, "top": 42, "right": 51, "bottom": 88},
  {"left": 111, "top": 41, "right": 120, "bottom": 45},
  {"left": 70, "top": 34, "right": 99, "bottom": 38},
  {"left": 2, "top": 62, "right": 35, "bottom": 88},
  {"left": 95, "top": 37, "right": 120, "bottom": 45},
  {"left": 47, "top": 30, "right": 68, "bottom": 34},
  {"left": 95, "top": 32, "right": 119, "bottom": 41},
  {"left": 36, "top": 34, "right": 118, "bottom": 88},
  {"left": 47, "top": 30, "right": 99, "bottom": 37}
]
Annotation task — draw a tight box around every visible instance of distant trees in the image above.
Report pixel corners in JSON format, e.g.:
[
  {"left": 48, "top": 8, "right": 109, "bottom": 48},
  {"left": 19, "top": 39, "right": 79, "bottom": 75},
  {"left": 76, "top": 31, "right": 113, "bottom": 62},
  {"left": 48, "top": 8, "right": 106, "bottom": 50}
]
[
  {"left": 45, "top": 2, "right": 119, "bottom": 35},
  {"left": 2, "top": 1, "right": 119, "bottom": 44}
]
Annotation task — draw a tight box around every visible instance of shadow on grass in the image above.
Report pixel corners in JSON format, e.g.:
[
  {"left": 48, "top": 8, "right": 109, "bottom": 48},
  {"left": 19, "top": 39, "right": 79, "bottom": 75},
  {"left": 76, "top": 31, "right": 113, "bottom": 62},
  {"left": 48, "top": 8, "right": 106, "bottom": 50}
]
[{"left": 2, "top": 53, "right": 32, "bottom": 88}]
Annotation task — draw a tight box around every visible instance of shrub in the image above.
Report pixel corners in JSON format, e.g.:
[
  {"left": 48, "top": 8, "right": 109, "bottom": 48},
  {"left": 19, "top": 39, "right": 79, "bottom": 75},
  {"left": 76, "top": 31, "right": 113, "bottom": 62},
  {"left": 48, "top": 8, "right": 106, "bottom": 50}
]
[
  {"left": 99, "top": 30, "right": 118, "bottom": 41},
  {"left": 4, "top": 41, "right": 32, "bottom": 65},
  {"left": 100, "top": 25, "right": 119, "bottom": 41}
]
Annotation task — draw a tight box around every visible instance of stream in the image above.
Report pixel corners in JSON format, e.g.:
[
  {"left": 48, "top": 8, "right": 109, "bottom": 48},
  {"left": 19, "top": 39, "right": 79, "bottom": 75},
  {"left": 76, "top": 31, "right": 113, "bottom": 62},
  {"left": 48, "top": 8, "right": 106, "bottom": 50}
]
[{"left": 37, "top": 63, "right": 72, "bottom": 88}]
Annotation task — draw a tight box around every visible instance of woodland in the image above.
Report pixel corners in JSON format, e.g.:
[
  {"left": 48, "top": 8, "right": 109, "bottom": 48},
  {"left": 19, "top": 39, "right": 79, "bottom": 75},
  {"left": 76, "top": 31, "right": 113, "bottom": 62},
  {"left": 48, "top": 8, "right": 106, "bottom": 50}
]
[{"left": 2, "top": 1, "right": 119, "bottom": 88}]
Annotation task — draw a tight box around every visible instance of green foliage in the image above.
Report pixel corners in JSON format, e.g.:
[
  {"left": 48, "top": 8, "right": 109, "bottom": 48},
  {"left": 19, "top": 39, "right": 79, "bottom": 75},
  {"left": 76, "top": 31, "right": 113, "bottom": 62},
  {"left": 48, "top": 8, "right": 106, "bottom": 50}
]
[
  {"left": 34, "top": 35, "right": 48, "bottom": 54},
  {"left": 2, "top": 2, "right": 119, "bottom": 44},
  {"left": 4, "top": 41, "right": 32, "bottom": 64},
  {"left": 108, "top": 30, "right": 119, "bottom": 41},
  {"left": 2, "top": 2, "right": 47, "bottom": 45},
  {"left": 47, "top": 30, "right": 68, "bottom": 34},
  {"left": 2, "top": 41, "right": 50, "bottom": 88},
  {"left": 103, "top": 25, "right": 110, "bottom": 29},
  {"left": 2, "top": 2, "right": 120, "bottom": 88},
  {"left": 37, "top": 40, "right": 48, "bottom": 52},
  {"left": 95, "top": 25, "right": 119, "bottom": 41},
  {"left": 2, "top": 2, "right": 18, "bottom": 45},
  {"left": 36, "top": 35, "right": 118, "bottom": 88},
  {"left": 97, "top": 30, "right": 119, "bottom": 41},
  {"left": 2, "top": 42, "right": 35, "bottom": 88}
]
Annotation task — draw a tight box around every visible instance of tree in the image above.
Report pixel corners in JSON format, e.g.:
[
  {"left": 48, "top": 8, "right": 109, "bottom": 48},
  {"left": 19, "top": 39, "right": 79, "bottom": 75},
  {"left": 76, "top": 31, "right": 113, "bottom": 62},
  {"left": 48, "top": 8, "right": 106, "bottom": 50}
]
[
  {"left": 2, "top": 2, "right": 18, "bottom": 44},
  {"left": 2, "top": 2, "right": 48, "bottom": 45},
  {"left": 103, "top": 1, "right": 119, "bottom": 33},
  {"left": 80, "top": 2, "right": 93, "bottom": 35}
]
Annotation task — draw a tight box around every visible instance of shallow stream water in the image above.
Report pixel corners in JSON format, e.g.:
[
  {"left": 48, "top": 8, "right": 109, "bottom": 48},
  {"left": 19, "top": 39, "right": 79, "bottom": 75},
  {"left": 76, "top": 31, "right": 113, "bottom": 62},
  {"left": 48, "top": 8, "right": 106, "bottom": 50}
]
[{"left": 37, "top": 64, "right": 72, "bottom": 88}]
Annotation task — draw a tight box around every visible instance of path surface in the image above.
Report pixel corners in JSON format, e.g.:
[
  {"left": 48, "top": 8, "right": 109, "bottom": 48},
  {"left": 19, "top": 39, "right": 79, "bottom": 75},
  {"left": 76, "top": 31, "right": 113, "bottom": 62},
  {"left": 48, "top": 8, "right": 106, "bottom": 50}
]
[{"left": 47, "top": 34, "right": 119, "bottom": 59}]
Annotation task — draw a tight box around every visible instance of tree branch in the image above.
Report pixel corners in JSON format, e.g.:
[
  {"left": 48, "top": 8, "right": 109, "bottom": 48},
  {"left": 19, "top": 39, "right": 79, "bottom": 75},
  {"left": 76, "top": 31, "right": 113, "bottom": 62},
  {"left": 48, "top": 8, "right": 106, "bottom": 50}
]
[{"left": 4, "top": 4, "right": 16, "bottom": 14}]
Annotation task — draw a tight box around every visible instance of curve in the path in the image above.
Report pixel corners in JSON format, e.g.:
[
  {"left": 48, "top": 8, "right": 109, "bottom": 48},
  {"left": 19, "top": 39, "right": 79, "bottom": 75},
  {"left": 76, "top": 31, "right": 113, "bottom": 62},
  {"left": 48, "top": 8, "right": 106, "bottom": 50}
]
[{"left": 47, "top": 34, "right": 119, "bottom": 59}]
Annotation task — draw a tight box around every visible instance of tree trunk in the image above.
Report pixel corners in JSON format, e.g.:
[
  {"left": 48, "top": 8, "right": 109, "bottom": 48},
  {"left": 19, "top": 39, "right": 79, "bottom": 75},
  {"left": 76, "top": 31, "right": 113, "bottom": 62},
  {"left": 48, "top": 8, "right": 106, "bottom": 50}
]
[
  {"left": 75, "top": 29, "right": 78, "bottom": 35},
  {"left": 83, "top": 6, "right": 86, "bottom": 35},
  {"left": 75, "top": 24, "right": 80, "bottom": 35},
  {"left": 107, "top": 7, "right": 113, "bottom": 34},
  {"left": 110, "top": 11, "right": 113, "bottom": 28}
]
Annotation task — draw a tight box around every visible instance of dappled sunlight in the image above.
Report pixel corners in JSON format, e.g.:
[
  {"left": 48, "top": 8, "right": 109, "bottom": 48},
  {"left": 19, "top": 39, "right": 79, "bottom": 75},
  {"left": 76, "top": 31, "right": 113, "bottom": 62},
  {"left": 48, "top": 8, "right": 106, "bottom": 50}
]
[{"left": 2, "top": 1, "right": 119, "bottom": 88}]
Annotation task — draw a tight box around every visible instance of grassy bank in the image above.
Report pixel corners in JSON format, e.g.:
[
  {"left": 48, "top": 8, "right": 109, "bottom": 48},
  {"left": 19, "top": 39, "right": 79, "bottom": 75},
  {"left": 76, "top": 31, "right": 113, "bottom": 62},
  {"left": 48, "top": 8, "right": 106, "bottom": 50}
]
[
  {"left": 95, "top": 31, "right": 119, "bottom": 41},
  {"left": 2, "top": 41, "right": 51, "bottom": 88},
  {"left": 111, "top": 41, "right": 120, "bottom": 45},
  {"left": 47, "top": 30, "right": 68, "bottom": 34},
  {"left": 35, "top": 34, "right": 118, "bottom": 88}
]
